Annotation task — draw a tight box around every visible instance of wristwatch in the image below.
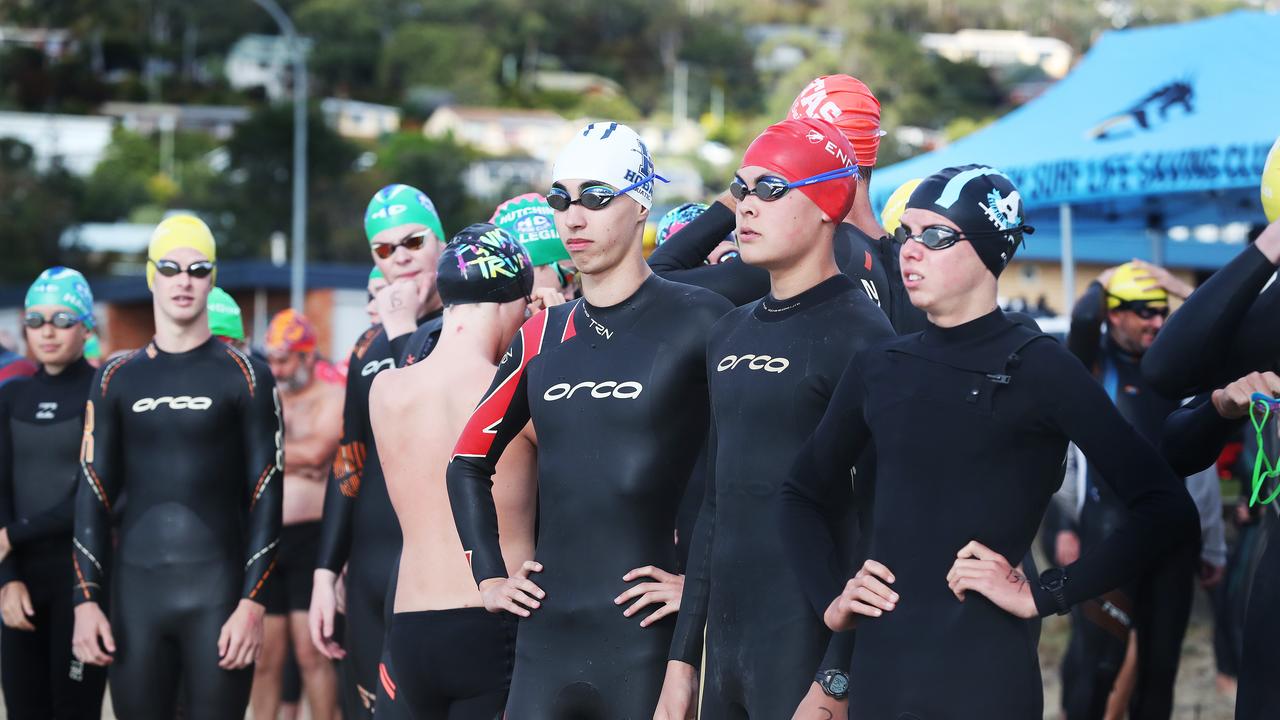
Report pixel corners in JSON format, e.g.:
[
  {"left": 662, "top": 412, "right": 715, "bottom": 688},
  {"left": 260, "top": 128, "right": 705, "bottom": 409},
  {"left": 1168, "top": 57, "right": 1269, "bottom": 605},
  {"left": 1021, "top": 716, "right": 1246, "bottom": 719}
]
[
  {"left": 815, "top": 668, "right": 850, "bottom": 700},
  {"left": 1039, "top": 567, "right": 1069, "bottom": 615}
]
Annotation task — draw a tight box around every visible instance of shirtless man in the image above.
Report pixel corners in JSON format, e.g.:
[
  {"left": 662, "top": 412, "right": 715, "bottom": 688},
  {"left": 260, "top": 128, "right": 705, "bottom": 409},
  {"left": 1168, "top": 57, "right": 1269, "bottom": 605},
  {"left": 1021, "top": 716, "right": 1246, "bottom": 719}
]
[
  {"left": 252, "top": 309, "right": 343, "bottom": 720},
  {"left": 369, "top": 223, "right": 536, "bottom": 717}
]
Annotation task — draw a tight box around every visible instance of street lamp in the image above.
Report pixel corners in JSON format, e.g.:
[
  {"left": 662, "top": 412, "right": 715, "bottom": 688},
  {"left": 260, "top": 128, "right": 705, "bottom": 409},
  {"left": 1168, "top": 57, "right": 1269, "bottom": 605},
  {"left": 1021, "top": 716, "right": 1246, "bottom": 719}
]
[{"left": 253, "top": 0, "right": 308, "bottom": 312}]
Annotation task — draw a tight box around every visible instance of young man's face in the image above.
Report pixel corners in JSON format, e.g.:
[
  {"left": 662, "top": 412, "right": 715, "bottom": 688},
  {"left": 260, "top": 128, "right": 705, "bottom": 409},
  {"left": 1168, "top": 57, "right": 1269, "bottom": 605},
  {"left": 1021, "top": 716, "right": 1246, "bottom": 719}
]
[
  {"left": 370, "top": 223, "right": 442, "bottom": 295},
  {"left": 152, "top": 246, "right": 214, "bottom": 325},
  {"left": 897, "top": 208, "right": 992, "bottom": 315},
  {"left": 24, "top": 303, "right": 89, "bottom": 367},
  {"left": 551, "top": 180, "right": 648, "bottom": 276},
  {"left": 733, "top": 165, "right": 831, "bottom": 271}
]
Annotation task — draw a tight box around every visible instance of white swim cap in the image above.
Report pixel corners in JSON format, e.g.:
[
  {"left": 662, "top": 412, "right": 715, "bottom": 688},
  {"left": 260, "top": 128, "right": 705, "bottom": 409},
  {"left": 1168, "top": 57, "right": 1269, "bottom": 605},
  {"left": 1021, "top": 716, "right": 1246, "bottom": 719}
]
[{"left": 552, "top": 122, "right": 658, "bottom": 209}]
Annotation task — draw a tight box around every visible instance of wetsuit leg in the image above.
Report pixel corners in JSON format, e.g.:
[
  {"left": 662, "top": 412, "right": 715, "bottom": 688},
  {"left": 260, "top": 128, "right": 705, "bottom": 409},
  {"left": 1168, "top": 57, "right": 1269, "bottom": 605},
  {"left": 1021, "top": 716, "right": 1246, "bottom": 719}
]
[
  {"left": 109, "top": 566, "right": 182, "bottom": 720},
  {"left": 175, "top": 562, "right": 254, "bottom": 720},
  {"left": 385, "top": 608, "right": 515, "bottom": 719},
  {"left": 1237, "top": 515, "right": 1280, "bottom": 719},
  {"left": 1061, "top": 588, "right": 1133, "bottom": 720},
  {"left": 698, "top": 647, "right": 747, "bottom": 720},
  {"left": 343, "top": 563, "right": 383, "bottom": 718},
  {"left": 1128, "top": 542, "right": 1196, "bottom": 719},
  {"left": 1, "top": 605, "right": 53, "bottom": 719}
]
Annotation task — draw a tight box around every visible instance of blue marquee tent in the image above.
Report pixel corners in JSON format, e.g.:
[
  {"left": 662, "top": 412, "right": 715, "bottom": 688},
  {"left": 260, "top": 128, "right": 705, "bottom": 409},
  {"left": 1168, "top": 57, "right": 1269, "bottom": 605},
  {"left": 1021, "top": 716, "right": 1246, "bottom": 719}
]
[{"left": 872, "top": 10, "right": 1279, "bottom": 299}]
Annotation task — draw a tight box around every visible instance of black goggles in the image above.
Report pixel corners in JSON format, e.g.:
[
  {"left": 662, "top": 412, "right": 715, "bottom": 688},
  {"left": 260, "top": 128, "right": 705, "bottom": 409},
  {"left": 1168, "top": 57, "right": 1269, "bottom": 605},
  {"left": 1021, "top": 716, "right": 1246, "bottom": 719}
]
[
  {"left": 24, "top": 311, "right": 82, "bottom": 329},
  {"left": 894, "top": 224, "right": 1034, "bottom": 251},
  {"left": 371, "top": 230, "right": 430, "bottom": 259},
  {"left": 728, "top": 167, "right": 858, "bottom": 203},
  {"left": 547, "top": 172, "right": 668, "bottom": 212},
  {"left": 151, "top": 258, "right": 215, "bottom": 279},
  {"left": 1112, "top": 300, "right": 1170, "bottom": 319}
]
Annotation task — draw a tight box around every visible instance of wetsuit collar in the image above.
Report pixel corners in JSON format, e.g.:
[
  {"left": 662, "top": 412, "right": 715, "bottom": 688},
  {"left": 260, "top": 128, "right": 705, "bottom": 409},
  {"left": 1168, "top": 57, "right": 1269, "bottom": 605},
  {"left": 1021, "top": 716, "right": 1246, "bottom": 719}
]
[
  {"left": 920, "top": 308, "right": 1010, "bottom": 346},
  {"left": 37, "top": 356, "right": 92, "bottom": 382},
  {"left": 755, "top": 274, "right": 854, "bottom": 322},
  {"left": 149, "top": 335, "right": 219, "bottom": 357}
]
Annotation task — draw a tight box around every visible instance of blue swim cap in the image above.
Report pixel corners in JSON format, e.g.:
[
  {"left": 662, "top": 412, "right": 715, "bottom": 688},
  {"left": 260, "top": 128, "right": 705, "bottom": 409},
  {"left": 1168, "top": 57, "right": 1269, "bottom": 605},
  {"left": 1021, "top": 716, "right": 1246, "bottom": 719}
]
[{"left": 25, "top": 267, "right": 94, "bottom": 329}]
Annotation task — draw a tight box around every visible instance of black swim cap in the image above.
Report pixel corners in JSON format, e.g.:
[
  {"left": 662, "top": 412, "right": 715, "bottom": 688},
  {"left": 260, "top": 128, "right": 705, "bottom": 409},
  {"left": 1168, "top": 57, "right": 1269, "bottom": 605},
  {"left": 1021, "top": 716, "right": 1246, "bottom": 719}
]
[
  {"left": 907, "top": 164, "right": 1033, "bottom": 277},
  {"left": 437, "top": 223, "right": 534, "bottom": 306}
]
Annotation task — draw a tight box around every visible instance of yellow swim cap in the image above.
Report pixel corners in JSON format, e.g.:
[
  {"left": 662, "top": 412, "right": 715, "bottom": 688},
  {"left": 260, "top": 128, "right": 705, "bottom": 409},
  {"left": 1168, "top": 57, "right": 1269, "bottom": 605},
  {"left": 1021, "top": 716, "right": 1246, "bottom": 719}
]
[
  {"left": 147, "top": 215, "right": 217, "bottom": 289},
  {"left": 1106, "top": 262, "right": 1167, "bottom": 310},
  {"left": 880, "top": 178, "right": 922, "bottom": 236},
  {"left": 1262, "top": 137, "right": 1280, "bottom": 224}
]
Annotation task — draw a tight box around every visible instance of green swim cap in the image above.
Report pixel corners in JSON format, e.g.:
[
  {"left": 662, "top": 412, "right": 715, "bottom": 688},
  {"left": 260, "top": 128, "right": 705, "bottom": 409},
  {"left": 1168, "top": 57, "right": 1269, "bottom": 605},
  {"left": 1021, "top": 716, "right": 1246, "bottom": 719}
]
[
  {"left": 369, "top": 266, "right": 385, "bottom": 282},
  {"left": 25, "top": 266, "right": 95, "bottom": 329},
  {"left": 207, "top": 287, "right": 245, "bottom": 341},
  {"left": 364, "top": 184, "right": 446, "bottom": 246},
  {"left": 489, "top": 193, "right": 570, "bottom": 267},
  {"left": 84, "top": 334, "right": 102, "bottom": 361}
]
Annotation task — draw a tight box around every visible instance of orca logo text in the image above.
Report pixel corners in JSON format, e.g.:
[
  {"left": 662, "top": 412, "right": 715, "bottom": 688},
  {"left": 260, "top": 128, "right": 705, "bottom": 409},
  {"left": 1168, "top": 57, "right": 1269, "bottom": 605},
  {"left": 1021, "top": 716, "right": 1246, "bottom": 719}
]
[
  {"left": 132, "top": 396, "right": 213, "bottom": 412},
  {"left": 716, "top": 354, "right": 790, "bottom": 374},
  {"left": 543, "top": 381, "right": 644, "bottom": 401}
]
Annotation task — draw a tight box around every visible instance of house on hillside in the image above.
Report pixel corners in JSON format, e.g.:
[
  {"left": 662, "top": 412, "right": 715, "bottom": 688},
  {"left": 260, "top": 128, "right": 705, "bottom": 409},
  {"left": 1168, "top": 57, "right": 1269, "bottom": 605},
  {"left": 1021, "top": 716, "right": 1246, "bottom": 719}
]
[
  {"left": 99, "top": 102, "right": 251, "bottom": 141},
  {"left": 921, "top": 30, "right": 1074, "bottom": 79},
  {"left": 0, "top": 112, "right": 114, "bottom": 175},
  {"left": 424, "top": 106, "right": 573, "bottom": 162},
  {"left": 225, "top": 34, "right": 313, "bottom": 102},
  {"left": 321, "top": 98, "right": 401, "bottom": 140}
]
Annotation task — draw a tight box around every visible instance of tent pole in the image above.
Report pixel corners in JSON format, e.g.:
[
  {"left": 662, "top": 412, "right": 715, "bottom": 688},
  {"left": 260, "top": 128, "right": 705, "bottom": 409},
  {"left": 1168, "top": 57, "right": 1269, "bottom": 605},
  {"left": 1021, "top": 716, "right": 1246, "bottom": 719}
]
[{"left": 1060, "top": 203, "right": 1075, "bottom": 315}]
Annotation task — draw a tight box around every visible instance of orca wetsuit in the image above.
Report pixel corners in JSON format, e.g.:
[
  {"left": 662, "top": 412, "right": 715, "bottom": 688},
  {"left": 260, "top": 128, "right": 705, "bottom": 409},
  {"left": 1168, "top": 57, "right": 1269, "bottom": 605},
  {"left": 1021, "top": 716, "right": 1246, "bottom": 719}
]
[
  {"left": 1059, "top": 282, "right": 1196, "bottom": 720},
  {"left": 317, "top": 311, "right": 442, "bottom": 719},
  {"left": 647, "top": 201, "right": 927, "bottom": 334},
  {"left": 672, "top": 274, "right": 894, "bottom": 718},
  {"left": 780, "top": 309, "right": 1199, "bottom": 719},
  {"left": 448, "top": 274, "right": 732, "bottom": 719},
  {"left": 73, "top": 338, "right": 282, "bottom": 720},
  {"left": 0, "top": 358, "right": 107, "bottom": 719},
  {"left": 1140, "top": 243, "right": 1280, "bottom": 720}
]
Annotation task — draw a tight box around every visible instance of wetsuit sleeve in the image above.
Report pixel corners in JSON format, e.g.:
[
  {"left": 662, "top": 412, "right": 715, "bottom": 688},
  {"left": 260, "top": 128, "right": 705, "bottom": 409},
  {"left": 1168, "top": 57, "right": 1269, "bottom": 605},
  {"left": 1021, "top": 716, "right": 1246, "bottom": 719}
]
[
  {"left": 446, "top": 312, "right": 544, "bottom": 585},
  {"left": 0, "top": 386, "right": 17, "bottom": 585},
  {"left": 316, "top": 344, "right": 366, "bottom": 572},
  {"left": 73, "top": 370, "right": 122, "bottom": 605},
  {"left": 389, "top": 333, "right": 410, "bottom": 366},
  {"left": 647, "top": 202, "right": 770, "bottom": 306},
  {"left": 240, "top": 364, "right": 284, "bottom": 602},
  {"left": 1160, "top": 393, "right": 1245, "bottom": 477},
  {"left": 1066, "top": 281, "right": 1106, "bottom": 370},
  {"left": 779, "top": 355, "right": 874, "bottom": 619},
  {"left": 1030, "top": 344, "right": 1201, "bottom": 616},
  {"left": 647, "top": 201, "right": 735, "bottom": 271},
  {"left": 669, "top": 415, "right": 717, "bottom": 666},
  {"left": 1143, "top": 244, "right": 1280, "bottom": 396}
]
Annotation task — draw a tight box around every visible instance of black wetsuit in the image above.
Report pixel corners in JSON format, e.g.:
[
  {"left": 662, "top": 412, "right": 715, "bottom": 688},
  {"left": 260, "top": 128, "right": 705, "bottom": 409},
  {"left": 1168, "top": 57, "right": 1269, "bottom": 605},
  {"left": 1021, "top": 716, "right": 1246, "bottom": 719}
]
[
  {"left": 447, "top": 274, "right": 732, "bottom": 718},
  {"left": 1141, "top": 243, "right": 1280, "bottom": 720},
  {"left": 316, "top": 312, "right": 442, "bottom": 720},
  {"left": 0, "top": 358, "right": 107, "bottom": 719},
  {"left": 671, "top": 274, "right": 894, "bottom": 718},
  {"left": 647, "top": 201, "right": 927, "bottom": 334},
  {"left": 1059, "top": 283, "right": 1195, "bottom": 720},
  {"left": 73, "top": 338, "right": 282, "bottom": 720},
  {"left": 780, "top": 309, "right": 1199, "bottom": 719}
]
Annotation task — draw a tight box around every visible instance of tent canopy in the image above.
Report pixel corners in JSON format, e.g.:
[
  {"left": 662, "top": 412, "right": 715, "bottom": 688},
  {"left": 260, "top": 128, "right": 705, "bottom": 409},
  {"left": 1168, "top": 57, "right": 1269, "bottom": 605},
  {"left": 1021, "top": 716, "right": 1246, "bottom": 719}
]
[{"left": 871, "top": 10, "right": 1279, "bottom": 268}]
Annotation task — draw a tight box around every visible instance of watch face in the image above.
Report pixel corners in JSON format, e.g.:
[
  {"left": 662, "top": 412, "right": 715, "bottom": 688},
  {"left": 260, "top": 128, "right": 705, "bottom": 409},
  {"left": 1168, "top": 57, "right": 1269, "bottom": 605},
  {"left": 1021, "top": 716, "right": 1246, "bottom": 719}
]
[
  {"left": 1041, "top": 568, "right": 1064, "bottom": 589},
  {"left": 829, "top": 673, "right": 849, "bottom": 694}
]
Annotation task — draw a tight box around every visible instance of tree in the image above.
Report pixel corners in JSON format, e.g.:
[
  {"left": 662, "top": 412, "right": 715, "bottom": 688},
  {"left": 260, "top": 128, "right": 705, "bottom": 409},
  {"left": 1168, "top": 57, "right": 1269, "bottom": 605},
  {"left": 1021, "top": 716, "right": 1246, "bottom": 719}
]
[{"left": 0, "top": 138, "right": 85, "bottom": 283}]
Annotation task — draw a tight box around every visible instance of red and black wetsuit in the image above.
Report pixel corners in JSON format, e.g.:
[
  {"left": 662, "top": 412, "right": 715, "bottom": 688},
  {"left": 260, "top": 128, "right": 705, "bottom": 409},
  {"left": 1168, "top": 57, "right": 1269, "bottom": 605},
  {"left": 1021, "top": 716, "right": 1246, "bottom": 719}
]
[
  {"left": 0, "top": 358, "right": 107, "bottom": 719},
  {"left": 447, "top": 274, "right": 731, "bottom": 718},
  {"left": 72, "top": 338, "right": 282, "bottom": 720}
]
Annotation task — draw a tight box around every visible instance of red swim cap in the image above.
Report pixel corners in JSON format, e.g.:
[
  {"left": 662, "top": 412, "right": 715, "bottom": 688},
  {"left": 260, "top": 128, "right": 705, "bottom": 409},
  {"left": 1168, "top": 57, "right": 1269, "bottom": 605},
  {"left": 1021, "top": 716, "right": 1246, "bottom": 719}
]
[
  {"left": 788, "top": 75, "right": 883, "bottom": 167},
  {"left": 741, "top": 117, "right": 859, "bottom": 221},
  {"left": 266, "top": 309, "right": 318, "bottom": 354}
]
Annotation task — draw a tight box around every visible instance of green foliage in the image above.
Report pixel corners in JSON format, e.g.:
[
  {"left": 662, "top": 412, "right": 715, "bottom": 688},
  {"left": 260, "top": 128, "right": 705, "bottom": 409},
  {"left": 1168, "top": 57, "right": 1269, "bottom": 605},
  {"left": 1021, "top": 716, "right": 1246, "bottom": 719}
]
[
  {"left": 0, "top": 138, "right": 85, "bottom": 283},
  {"left": 380, "top": 22, "right": 501, "bottom": 105}
]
